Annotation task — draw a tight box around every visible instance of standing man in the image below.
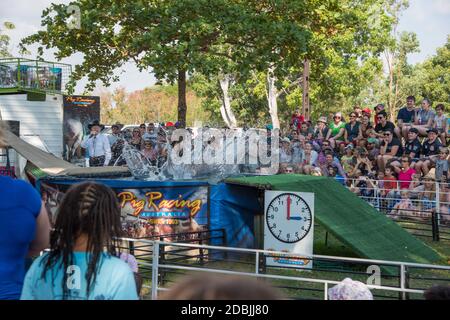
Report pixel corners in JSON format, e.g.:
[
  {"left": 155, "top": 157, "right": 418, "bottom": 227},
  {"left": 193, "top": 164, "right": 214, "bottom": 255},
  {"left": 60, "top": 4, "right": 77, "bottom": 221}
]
[
  {"left": 81, "top": 120, "right": 111, "bottom": 167},
  {"left": 396, "top": 96, "right": 416, "bottom": 141}
]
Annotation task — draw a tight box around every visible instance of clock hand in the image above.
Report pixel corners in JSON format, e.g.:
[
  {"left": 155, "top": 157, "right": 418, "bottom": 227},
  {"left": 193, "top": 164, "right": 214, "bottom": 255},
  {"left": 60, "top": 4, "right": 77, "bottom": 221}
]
[{"left": 287, "top": 195, "right": 291, "bottom": 220}]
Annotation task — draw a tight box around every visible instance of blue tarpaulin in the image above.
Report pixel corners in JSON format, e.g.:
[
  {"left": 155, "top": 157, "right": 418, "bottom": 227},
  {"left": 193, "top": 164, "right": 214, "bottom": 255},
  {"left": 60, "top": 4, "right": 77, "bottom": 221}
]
[{"left": 36, "top": 177, "right": 262, "bottom": 248}]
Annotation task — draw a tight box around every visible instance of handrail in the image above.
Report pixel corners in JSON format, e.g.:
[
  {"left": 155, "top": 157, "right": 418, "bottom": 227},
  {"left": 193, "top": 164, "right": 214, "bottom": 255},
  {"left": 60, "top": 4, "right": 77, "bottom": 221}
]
[
  {"left": 117, "top": 238, "right": 449, "bottom": 300},
  {"left": 118, "top": 237, "right": 450, "bottom": 270}
]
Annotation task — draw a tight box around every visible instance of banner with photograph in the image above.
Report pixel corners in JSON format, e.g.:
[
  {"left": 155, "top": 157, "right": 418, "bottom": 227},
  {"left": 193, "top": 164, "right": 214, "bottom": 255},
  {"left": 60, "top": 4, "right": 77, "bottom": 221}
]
[
  {"left": 39, "top": 180, "right": 209, "bottom": 238},
  {"left": 62, "top": 95, "right": 100, "bottom": 163}
]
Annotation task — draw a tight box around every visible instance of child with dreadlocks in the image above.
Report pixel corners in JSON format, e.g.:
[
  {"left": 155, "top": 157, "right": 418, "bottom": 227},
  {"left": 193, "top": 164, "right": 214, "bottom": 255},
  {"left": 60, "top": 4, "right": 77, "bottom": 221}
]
[{"left": 20, "top": 182, "right": 139, "bottom": 300}]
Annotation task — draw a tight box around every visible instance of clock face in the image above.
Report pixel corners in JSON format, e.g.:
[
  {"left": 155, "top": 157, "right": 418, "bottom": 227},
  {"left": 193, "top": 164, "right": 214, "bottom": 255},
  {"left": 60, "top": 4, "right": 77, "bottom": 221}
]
[{"left": 266, "top": 193, "right": 313, "bottom": 243}]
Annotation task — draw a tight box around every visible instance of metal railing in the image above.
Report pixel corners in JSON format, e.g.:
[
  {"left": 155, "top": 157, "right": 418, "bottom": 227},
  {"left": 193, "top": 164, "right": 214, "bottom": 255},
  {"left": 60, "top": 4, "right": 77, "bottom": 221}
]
[
  {"left": 0, "top": 57, "right": 72, "bottom": 94},
  {"left": 118, "top": 237, "right": 450, "bottom": 300},
  {"left": 345, "top": 177, "right": 450, "bottom": 241}
]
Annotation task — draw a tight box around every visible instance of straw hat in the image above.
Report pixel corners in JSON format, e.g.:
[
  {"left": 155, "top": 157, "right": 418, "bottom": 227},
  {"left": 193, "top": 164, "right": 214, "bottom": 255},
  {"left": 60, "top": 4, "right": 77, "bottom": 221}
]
[
  {"left": 423, "top": 168, "right": 436, "bottom": 181},
  {"left": 317, "top": 116, "right": 328, "bottom": 124}
]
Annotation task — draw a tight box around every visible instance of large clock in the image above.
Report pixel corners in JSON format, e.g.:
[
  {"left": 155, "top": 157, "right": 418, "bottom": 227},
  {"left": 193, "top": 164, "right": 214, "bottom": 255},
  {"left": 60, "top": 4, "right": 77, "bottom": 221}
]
[{"left": 265, "top": 192, "right": 313, "bottom": 243}]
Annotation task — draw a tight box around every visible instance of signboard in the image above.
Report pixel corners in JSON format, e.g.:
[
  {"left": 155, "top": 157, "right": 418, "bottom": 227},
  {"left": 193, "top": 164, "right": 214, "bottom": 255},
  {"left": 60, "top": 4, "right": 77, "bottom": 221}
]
[
  {"left": 0, "top": 64, "right": 62, "bottom": 90},
  {"left": 39, "top": 181, "right": 209, "bottom": 238},
  {"left": 62, "top": 95, "right": 100, "bottom": 163},
  {"left": 264, "top": 190, "right": 314, "bottom": 269}
]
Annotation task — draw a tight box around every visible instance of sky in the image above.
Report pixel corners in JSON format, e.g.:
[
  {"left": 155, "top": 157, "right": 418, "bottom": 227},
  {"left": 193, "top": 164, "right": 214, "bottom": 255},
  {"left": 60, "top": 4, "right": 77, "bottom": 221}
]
[{"left": 1, "top": 0, "right": 449, "bottom": 94}]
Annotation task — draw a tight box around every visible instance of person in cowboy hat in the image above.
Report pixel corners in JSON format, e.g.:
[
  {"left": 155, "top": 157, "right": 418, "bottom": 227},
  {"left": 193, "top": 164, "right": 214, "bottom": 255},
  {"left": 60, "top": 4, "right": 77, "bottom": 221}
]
[{"left": 81, "top": 120, "right": 111, "bottom": 167}]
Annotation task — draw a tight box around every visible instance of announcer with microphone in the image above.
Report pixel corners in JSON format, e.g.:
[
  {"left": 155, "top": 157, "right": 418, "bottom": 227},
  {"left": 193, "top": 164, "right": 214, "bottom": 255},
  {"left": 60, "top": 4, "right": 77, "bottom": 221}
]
[{"left": 81, "top": 120, "right": 111, "bottom": 167}]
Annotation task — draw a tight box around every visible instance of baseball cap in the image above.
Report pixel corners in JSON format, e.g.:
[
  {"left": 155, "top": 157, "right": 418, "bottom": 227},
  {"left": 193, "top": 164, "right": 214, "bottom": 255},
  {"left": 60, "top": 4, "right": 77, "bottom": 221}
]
[
  {"left": 367, "top": 137, "right": 377, "bottom": 144},
  {"left": 408, "top": 127, "right": 419, "bottom": 134},
  {"left": 427, "top": 128, "right": 438, "bottom": 134}
]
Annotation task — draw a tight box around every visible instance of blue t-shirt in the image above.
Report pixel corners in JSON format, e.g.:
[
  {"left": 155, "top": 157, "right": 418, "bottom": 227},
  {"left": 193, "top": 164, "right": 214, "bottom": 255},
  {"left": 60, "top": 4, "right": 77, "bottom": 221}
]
[
  {"left": 397, "top": 107, "right": 415, "bottom": 124},
  {"left": 20, "top": 252, "right": 138, "bottom": 300},
  {"left": 0, "top": 176, "right": 41, "bottom": 300}
]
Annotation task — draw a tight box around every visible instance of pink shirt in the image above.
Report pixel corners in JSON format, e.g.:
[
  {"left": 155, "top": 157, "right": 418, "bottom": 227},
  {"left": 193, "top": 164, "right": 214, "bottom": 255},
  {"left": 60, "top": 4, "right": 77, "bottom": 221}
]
[{"left": 398, "top": 168, "right": 416, "bottom": 189}]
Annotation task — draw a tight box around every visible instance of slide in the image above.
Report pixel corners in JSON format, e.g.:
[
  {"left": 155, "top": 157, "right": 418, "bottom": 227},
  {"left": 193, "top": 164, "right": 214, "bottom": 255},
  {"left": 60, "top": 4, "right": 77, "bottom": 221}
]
[{"left": 226, "top": 174, "right": 443, "bottom": 264}]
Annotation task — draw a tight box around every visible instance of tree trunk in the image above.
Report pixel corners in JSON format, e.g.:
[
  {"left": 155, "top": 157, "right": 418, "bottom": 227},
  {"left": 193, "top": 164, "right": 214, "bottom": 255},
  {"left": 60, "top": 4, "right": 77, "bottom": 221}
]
[
  {"left": 219, "top": 105, "right": 231, "bottom": 127},
  {"left": 177, "top": 69, "right": 187, "bottom": 127},
  {"left": 267, "top": 69, "right": 280, "bottom": 130},
  {"left": 302, "top": 59, "right": 310, "bottom": 120},
  {"left": 219, "top": 74, "right": 237, "bottom": 128}
]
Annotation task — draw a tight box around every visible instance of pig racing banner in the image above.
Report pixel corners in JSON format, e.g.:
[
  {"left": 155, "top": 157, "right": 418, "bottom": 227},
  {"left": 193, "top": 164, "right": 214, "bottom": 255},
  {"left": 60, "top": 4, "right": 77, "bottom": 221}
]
[
  {"left": 38, "top": 179, "right": 209, "bottom": 238},
  {"left": 62, "top": 95, "right": 100, "bottom": 164}
]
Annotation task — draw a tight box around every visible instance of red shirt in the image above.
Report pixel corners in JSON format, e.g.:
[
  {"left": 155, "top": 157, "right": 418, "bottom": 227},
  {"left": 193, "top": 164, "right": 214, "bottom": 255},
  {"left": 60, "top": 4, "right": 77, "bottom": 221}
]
[
  {"left": 398, "top": 168, "right": 416, "bottom": 189},
  {"left": 291, "top": 114, "right": 305, "bottom": 130},
  {"left": 384, "top": 176, "right": 397, "bottom": 193}
]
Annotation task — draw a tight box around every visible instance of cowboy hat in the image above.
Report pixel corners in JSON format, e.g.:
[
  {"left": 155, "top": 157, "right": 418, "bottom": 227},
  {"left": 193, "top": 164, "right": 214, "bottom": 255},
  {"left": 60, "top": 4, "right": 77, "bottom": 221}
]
[{"left": 87, "top": 120, "right": 105, "bottom": 130}]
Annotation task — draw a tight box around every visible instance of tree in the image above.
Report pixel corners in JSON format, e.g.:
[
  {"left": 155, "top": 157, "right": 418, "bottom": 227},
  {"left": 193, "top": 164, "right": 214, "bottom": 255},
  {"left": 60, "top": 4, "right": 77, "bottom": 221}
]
[
  {"left": 0, "top": 22, "right": 15, "bottom": 57},
  {"left": 21, "top": 0, "right": 311, "bottom": 127},
  {"left": 418, "top": 36, "right": 450, "bottom": 106}
]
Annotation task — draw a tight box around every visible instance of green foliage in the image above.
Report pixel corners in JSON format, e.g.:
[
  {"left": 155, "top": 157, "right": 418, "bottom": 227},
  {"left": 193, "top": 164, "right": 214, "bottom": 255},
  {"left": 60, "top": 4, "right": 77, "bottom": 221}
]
[
  {"left": 0, "top": 21, "right": 15, "bottom": 57},
  {"left": 418, "top": 36, "right": 450, "bottom": 106},
  {"left": 99, "top": 84, "right": 209, "bottom": 126}
]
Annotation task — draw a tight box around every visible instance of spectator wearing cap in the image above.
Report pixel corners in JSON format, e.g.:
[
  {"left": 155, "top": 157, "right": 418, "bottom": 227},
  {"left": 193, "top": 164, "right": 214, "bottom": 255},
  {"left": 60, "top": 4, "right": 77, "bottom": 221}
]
[
  {"left": 415, "top": 128, "right": 442, "bottom": 176},
  {"left": 326, "top": 112, "right": 346, "bottom": 149},
  {"left": 357, "top": 113, "right": 373, "bottom": 140},
  {"left": 290, "top": 109, "right": 305, "bottom": 130},
  {"left": 362, "top": 107, "right": 371, "bottom": 116},
  {"left": 344, "top": 112, "right": 360, "bottom": 144},
  {"left": 403, "top": 127, "right": 422, "bottom": 165},
  {"left": 373, "top": 103, "right": 385, "bottom": 125},
  {"left": 432, "top": 104, "right": 447, "bottom": 145},
  {"left": 328, "top": 278, "right": 373, "bottom": 300},
  {"left": 366, "top": 137, "right": 380, "bottom": 159},
  {"left": 374, "top": 111, "right": 396, "bottom": 139},
  {"left": 314, "top": 116, "right": 329, "bottom": 141},
  {"left": 377, "top": 130, "right": 403, "bottom": 172},
  {"left": 413, "top": 98, "right": 435, "bottom": 137},
  {"left": 396, "top": 96, "right": 417, "bottom": 141}
]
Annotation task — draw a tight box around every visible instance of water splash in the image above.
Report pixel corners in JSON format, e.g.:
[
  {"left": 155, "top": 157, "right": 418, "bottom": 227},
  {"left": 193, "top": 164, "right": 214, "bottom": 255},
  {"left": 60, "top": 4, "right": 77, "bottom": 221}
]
[{"left": 114, "top": 127, "right": 277, "bottom": 182}]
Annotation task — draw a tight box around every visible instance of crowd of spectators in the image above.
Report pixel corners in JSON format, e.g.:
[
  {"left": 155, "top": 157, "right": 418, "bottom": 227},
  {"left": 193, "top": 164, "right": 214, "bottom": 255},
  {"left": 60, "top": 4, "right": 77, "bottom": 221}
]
[
  {"left": 107, "top": 121, "right": 181, "bottom": 166},
  {"left": 278, "top": 96, "right": 449, "bottom": 222}
]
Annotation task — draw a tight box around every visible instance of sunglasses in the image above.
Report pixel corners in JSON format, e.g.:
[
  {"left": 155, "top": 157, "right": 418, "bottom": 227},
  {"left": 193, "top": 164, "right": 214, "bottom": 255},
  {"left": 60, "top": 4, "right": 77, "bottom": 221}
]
[
  {"left": 334, "top": 116, "right": 341, "bottom": 119},
  {"left": 383, "top": 133, "right": 391, "bottom": 136},
  {"left": 401, "top": 160, "right": 409, "bottom": 163},
  {"left": 133, "top": 131, "right": 140, "bottom": 133},
  {"left": 350, "top": 115, "right": 356, "bottom": 118}
]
